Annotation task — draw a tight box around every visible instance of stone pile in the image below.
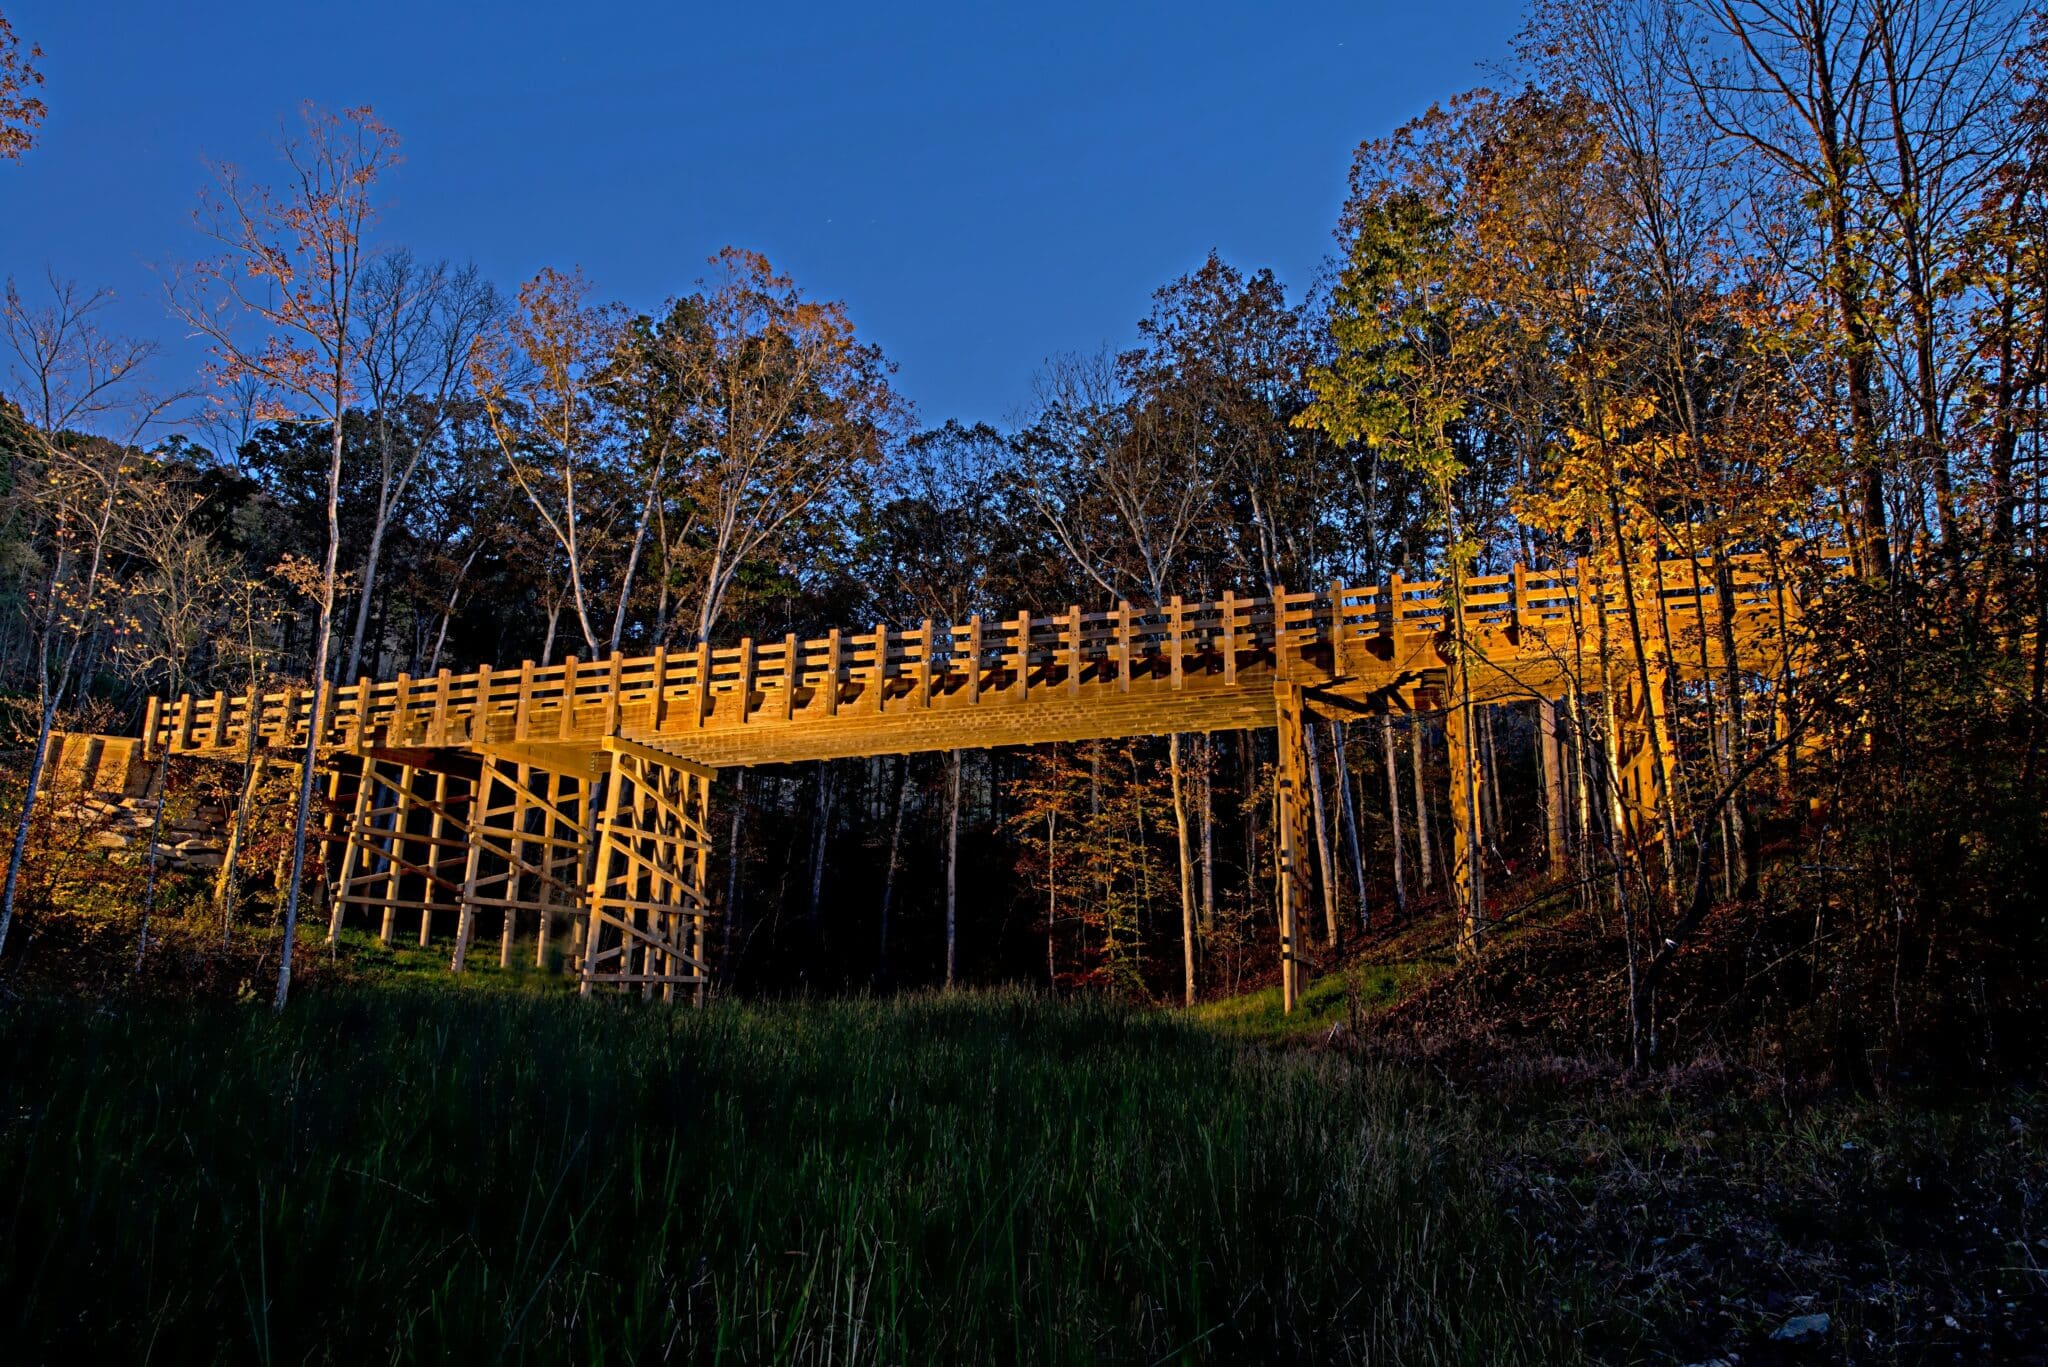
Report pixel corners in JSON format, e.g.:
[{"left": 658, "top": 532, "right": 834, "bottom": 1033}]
[{"left": 45, "top": 732, "right": 228, "bottom": 874}]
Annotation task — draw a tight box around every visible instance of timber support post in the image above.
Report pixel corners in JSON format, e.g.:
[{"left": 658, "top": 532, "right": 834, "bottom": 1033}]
[
  {"left": 327, "top": 757, "right": 379, "bottom": 943},
  {"left": 1273, "top": 683, "right": 1312, "bottom": 1013},
  {"left": 452, "top": 761, "right": 492, "bottom": 971},
  {"left": 377, "top": 764, "right": 418, "bottom": 946},
  {"left": 534, "top": 768, "right": 587, "bottom": 969}
]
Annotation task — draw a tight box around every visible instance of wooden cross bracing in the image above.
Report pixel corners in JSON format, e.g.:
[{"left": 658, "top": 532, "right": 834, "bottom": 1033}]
[{"left": 579, "top": 741, "right": 715, "bottom": 1002}]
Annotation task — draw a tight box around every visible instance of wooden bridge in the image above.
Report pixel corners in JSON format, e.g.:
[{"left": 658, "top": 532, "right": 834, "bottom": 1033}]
[{"left": 139, "top": 550, "right": 1831, "bottom": 1007}]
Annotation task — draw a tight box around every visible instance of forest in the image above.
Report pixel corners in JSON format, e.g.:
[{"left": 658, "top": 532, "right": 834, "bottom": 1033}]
[{"left": 2, "top": 2, "right": 2047, "bottom": 1361}]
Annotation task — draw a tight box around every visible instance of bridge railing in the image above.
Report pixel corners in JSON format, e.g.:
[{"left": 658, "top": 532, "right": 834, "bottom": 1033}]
[{"left": 144, "top": 547, "right": 1844, "bottom": 759}]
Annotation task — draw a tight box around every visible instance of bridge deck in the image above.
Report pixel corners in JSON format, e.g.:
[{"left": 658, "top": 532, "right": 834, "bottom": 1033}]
[
  {"left": 124, "top": 548, "right": 1836, "bottom": 1008},
  {"left": 144, "top": 551, "right": 1824, "bottom": 773}
]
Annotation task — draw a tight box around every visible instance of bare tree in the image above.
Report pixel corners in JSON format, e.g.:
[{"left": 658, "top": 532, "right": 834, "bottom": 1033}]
[
  {"left": 1684, "top": 0, "right": 1896, "bottom": 576},
  {"left": 1023, "top": 350, "right": 1215, "bottom": 1004},
  {"left": 166, "top": 102, "right": 400, "bottom": 1010},
  {"left": 1864, "top": 0, "right": 2019, "bottom": 549},
  {"left": 474, "top": 266, "right": 624, "bottom": 658},
  {"left": 343, "top": 252, "right": 500, "bottom": 676}
]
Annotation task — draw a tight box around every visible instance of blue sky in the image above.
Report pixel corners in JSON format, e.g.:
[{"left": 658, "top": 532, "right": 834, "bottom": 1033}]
[{"left": 0, "top": 1, "right": 1526, "bottom": 430}]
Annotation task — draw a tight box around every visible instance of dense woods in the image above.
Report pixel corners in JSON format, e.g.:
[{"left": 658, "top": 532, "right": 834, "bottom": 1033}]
[{"left": 2, "top": 0, "right": 2046, "bottom": 1076}]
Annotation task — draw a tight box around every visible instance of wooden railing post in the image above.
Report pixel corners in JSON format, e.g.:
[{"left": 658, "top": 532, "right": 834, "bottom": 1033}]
[
  {"left": 1271, "top": 584, "right": 1290, "bottom": 678},
  {"left": 514, "top": 662, "right": 535, "bottom": 742},
  {"left": 1328, "top": 580, "right": 1347, "bottom": 677},
  {"left": 604, "top": 652, "right": 624, "bottom": 734},
  {"left": 391, "top": 673, "right": 413, "bottom": 747},
  {"left": 1222, "top": 590, "right": 1238, "bottom": 686},
  {"left": 825, "top": 628, "right": 843, "bottom": 716},
  {"left": 966, "top": 615, "right": 983, "bottom": 704},
  {"left": 1014, "top": 612, "right": 1033, "bottom": 701},
  {"left": 735, "top": 639, "right": 755, "bottom": 725},
  {"left": 917, "top": 619, "right": 934, "bottom": 708},
  {"left": 779, "top": 635, "right": 797, "bottom": 721},
  {"left": 142, "top": 696, "right": 160, "bottom": 761},
  {"left": 649, "top": 647, "right": 670, "bottom": 730},
  {"left": 1116, "top": 601, "right": 1133, "bottom": 693},
  {"left": 873, "top": 622, "right": 890, "bottom": 713},
  {"left": 473, "top": 664, "right": 493, "bottom": 743},
  {"left": 432, "top": 669, "right": 453, "bottom": 745},
  {"left": 555, "top": 659, "right": 578, "bottom": 740},
  {"left": 313, "top": 677, "right": 336, "bottom": 753},
  {"left": 1064, "top": 607, "right": 1081, "bottom": 697},
  {"left": 694, "top": 641, "right": 714, "bottom": 728},
  {"left": 1169, "top": 596, "right": 1185, "bottom": 690},
  {"left": 1386, "top": 572, "right": 1404, "bottom": 640}
]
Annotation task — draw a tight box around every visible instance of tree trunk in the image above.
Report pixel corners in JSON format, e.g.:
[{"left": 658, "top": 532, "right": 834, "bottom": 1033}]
[
  {"left": 807, "top": 763, "right": 833, "bottom": 970},
  {"left": 878, "top": 755, "right": 909, "bottom": 985},
  {"left": 1711, "top": 550, "right": 1756, "bottom": 898},
  {"left": 1381, "top": 714, "right": 1407, "bottom": 919},
  {"left": 133, "top": 752, "right": 172, "bottom": 973},
  {"left": 1570, "top": 691, "right": 1594, "bottom": 890},
  {"left": 1410, "top": 717, "right": 1435, "bottom": 893},
  {"left": 0, "top": 697, "right": 60, "bottom": 958},
  {"left": 275, "top": 399, "right": 347, "bottom": 1013},
  {"left": 1334, "top": 721, "right": 1369, "bottom": 931},
  {"left": 540, "top": 594, "right": 563, "bottom": 667},
  {"left": 1198, "top": 735, "right": 1215, "bottom": 931},
  {"left": 215, "top": 749, "right": 265, "bottom": 937},
  {"left": 723, "top": 770, "right": 747, "bottom": 985},
  {"left": 344, "top": 513, "right": 394, "bottom": 681},
  {"left": 944, "top": 748, "right": 961, "bottom": 989},
  {"left": 1480, "top": 706, "right": 1504, "bottom": 850},
  {"left": 1304, "top": 721, "right": 1340, "bottom": 948},
  {"left": 1169, "top": 731, "right": 1197, "bottom": 1006},
  {"left": 1045, "top": 809, "right": 1057, "bottom": 992}
]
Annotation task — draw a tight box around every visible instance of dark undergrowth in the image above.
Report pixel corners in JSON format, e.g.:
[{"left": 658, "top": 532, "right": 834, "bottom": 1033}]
[{"left": 0, "top": 988, "right": 1571, "bottom": 1365}]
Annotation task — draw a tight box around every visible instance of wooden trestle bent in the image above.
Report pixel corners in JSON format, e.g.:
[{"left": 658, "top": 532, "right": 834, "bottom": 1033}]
[{"left": 143, "top": 549, "right": 1842, "bottom": 1009}]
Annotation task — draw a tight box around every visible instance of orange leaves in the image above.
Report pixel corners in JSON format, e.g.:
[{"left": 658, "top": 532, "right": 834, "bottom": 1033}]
[
  {"left": 172, "top": 104, "right": 398, "bottom": 417},
  {"left": 0, "top": 13, "right": 44, "bottom": 163}
]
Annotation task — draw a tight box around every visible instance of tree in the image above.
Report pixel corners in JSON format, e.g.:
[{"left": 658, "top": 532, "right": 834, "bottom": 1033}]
[
  {"left": 1022, "top": 348, "right": 1215, "bottom": 1003},
  {"left": 863, "top": 421, "right": 1009, "bottom": 985},
  {"left": 166, "top": 103, "right": 401, "bottom": 1011},
  {"left": 653, "top": 248, "right": 904, "bottom": 646},
  {"left": 0, "top": 12, "right": 43, "bottom": 163},
  {"left": 343, "top": 252, "right": 500, "bottom": 676},
  {"left": 1683, "top": 0, "right": 1899, "bottom": 577},
  {"left": 0, "top": 274, "right": 172, "bottom": 960},
  {"left": 1302, "top": 114, "right": 1497, "bottom": 952},
  {"left": 473, "top": 266, "right": 625, "bottom": 660},
  {"left": 115, "top": 473, "right": 236, "bottom": 967},
  {"left": 1964, "top": 11, "right": 2048, "bottom": 554}
]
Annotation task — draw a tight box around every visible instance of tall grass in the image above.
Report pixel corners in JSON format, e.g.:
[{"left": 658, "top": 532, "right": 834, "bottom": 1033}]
[{"left": 0, "top": 989, "right": 1570, "bottom": 1363}]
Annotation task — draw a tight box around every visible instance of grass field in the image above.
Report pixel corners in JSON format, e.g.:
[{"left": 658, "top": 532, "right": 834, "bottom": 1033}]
[
  {"left": 0, "top": 987, "right": 1571, "bottom": 1364},
  {"left": 3, "top": 981, "right": 2041, "bottom": 1364}
]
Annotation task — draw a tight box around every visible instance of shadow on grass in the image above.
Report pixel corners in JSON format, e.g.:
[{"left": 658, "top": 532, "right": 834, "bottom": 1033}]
[{"left": 0, "top": 986, "right": 1572, "bottom": 1364}]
